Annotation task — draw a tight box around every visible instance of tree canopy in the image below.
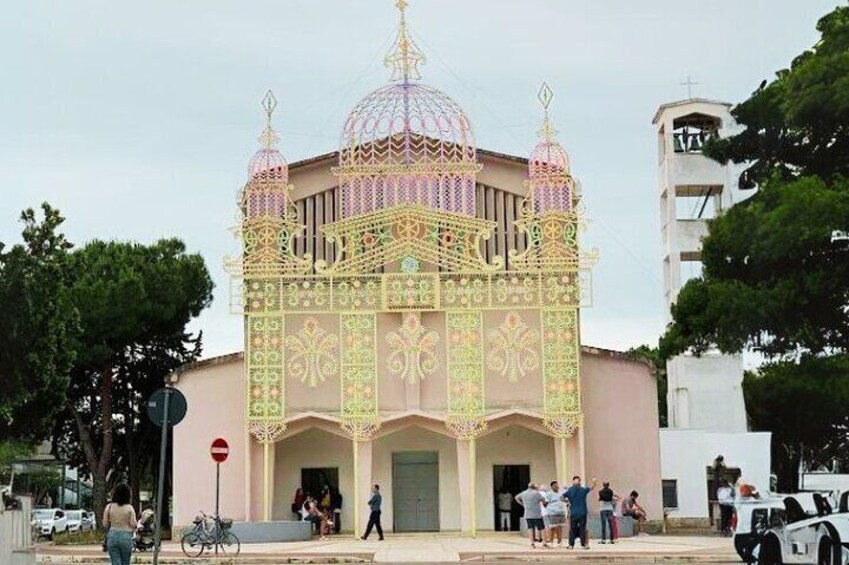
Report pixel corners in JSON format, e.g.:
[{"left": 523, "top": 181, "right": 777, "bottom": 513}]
[
  {"left": 53, "top": 238, "right": 213, "bottom": 524},
  {"left": 745, "top": 355, "right": 849, "bottom": 492},
  {"left": 661, "top": 5, "right": 849, "bottom": 360},
  {"left": 0, "top": 204, "right": 77, "bottom": 442}
]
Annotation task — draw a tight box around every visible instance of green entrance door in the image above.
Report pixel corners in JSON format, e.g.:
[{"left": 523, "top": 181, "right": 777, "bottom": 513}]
[{"left": 392, "top": 451, "right": 439, "bottom": 532}]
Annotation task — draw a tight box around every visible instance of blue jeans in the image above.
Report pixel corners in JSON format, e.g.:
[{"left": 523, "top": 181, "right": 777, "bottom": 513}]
[
  {"left": 106, "top": 529, "right": 133, "bottom": 565},
  {"left": 600, "top": 510, "right": 614, "bottom": 541}
]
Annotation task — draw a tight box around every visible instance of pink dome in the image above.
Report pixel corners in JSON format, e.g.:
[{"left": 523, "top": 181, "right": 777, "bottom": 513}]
[
  {"left": 529, "top": 139, "right": 570, "bottom": 178},
  {"left": 248, "top": 147, "right": 288, "bottom": 184},
  {"left": 339, "top": 83, "right": 476, "bottom": 168}
]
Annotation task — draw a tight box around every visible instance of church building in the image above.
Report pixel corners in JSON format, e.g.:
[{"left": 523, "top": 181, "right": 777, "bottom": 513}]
[{"left": 171, "top": 2, "right": 662, "bottom": 534}]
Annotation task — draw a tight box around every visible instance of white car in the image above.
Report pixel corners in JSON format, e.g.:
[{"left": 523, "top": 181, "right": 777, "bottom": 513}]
[
  {"left": 735, "top": 496, "right": 791, "bottom": 563},
  {"left": 757, "top": 492, "right": 849, "bottom": 564},
  {"left": 31, "top": 508, "right": 69, "bottom": 539},
  {"left": 65, "top": 509, "right": 94, "bottom": 533}
]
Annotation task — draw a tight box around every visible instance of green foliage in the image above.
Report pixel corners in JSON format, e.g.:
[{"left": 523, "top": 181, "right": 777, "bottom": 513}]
[
  {"left": 17, "top": 467, "right": 63, "bottom": 504},
  {"left": 0, "top": 204, "right": 78, "bottom": 442},
  {"left": 663, "top": 4, "right": 849, "bottom": 360},
  {"left": 744, "top": 355, "right": 849, "bottom": 491},
  {"left": 705, "top": 5, "right": 849, "bottom": 184},
  {"left": 51, "top": 238, "right": 213, "bottom": 525},
  {"left": 627, "top": 345, "right": 668, "bottom": 428},
  {"left": 661, "top": 175, "right": 849, "bottom": 358}
]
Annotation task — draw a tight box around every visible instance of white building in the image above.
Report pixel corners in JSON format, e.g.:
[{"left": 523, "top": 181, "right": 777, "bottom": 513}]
[{"left": 653, "top": 99, "right": 771, "bottom": 519}]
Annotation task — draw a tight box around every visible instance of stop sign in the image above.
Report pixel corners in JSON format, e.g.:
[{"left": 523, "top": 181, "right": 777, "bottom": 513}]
[{"left": 210, "top": 438, "right": 229, "bottom": 463}]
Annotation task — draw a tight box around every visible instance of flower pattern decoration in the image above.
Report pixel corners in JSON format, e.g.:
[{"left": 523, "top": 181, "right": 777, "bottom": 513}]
[
  {"left": 487, "top": 311, "right": 540, "bottom": 383},
  {"left": 386, "top": 313, "right": 439, "bottom": 382},
  {"left": 285, "top": 317, "right": 339, "bottom": 388}
]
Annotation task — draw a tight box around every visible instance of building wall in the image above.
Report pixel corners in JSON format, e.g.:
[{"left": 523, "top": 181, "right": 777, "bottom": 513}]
[
  {"left": 582, "top": 351, "right": 663, "bottom": 518},
  {"left": 659, "top": 429, "right": 771, "bottom": 518},
  {"left": 172, "top": 348, "right": 662, "bottom": 528},
  {"left": 172, "top": 356, "right": 247, "bottom": 526}
]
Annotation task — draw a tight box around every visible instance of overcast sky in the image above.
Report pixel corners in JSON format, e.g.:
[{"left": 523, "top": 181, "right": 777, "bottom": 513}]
[{"left": 2, "top": 0, "right": 841, "bottom": 359}]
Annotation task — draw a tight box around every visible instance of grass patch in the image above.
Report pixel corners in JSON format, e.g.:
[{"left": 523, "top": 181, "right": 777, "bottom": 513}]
[
  {"left": 53, "top": 530, "right": 104, "bottom": 545},
  {"left": 52, "top": 529, "right": 172, "bottom": 545}
]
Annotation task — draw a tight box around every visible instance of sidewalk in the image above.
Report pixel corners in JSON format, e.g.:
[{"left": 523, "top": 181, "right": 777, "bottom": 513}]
[{"left": 37, "top": 533, "right": 738, "bottom": 563}]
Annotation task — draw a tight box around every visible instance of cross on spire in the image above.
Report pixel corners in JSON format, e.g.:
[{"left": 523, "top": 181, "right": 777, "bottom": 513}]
[{"left": 680, "top": 74, "right": 699, "bottom": 99}]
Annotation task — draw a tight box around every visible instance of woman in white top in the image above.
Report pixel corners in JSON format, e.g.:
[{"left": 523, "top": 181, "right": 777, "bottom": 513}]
[{"left": 102, "top": 483, "right": 137, "bottom": 565}]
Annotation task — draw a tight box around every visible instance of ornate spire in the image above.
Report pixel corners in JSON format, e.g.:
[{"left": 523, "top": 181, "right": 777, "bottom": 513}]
[
  {"left": 537, "top": 82, "right": 557, "bottom": 142},
  {"left": 384, "top": 0, "right": 426, "bottom": 82},
  {"left": 258, "top": 89, "right": 279, "bottom": 149}
]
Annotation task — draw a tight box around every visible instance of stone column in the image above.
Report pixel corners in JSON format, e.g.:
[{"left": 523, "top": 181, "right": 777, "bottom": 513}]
[
  {"left": 353, "top": 439, "right": 373, "bottom": 536},
  {"left": 456, "top": 438, "right": 476, "bottom": 535},
  {"left": 554, "top": 436, "right": 568, "bottom": 482}
]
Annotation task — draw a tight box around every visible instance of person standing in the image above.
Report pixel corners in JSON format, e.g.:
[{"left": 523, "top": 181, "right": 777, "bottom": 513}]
[
  {"left": 361, "top": 484, "right": 384, "bottom": 541},
  {"left": 515, "top": 483, "right": 547, "bottom": 549},
  {"left": 598, "top": 481, "right": 617, "bottom": 544},
  {"left": 497, "top": 489, "right": 513, "bottom": 531},
  {"left": 291, "top": 488, "right": 306, "bottom": 521},
  {"left": 544, "top": 481, "right": 567, "bottom": 547},
  {"left": 563, "top": 476, "right": 597, "bottom": 550},
  {"left": 717, "top": 480, "right": 734, "bottom": 536},
  {"left": 331, "top": 486, "right": 343, "bottom": 535},
  {"left": 102, "top": 483, "right": 137, "bottom": 565}
]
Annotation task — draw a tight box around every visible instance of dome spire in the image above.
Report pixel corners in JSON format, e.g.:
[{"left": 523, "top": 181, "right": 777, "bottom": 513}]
[
  {"left": 537, "top": 81, "right": 557, "bottom": 142},
  {"left": 384, "top": 0, "right": 426, "bottom": 83},
  {"left": 259, "top": 89, "right": 279, "bottom": 150}
]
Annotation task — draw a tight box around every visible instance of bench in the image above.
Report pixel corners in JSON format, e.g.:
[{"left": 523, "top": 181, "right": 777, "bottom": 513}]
[{"left": 229, "top": 520, "right": 312, "bottom": 543}]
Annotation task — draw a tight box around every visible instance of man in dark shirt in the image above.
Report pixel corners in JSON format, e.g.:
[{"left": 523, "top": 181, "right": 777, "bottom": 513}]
[
  {"left": 360, "top": 484, "right": 384, "bottom": 541},
  {"left": 563, "top": 475, "right": 597, "bottom": 549}
]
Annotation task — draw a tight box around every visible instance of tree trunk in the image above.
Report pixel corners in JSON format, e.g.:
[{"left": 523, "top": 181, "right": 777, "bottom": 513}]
[
  {"left": 71, "top": 365, "right": 114, "bottom": 527},
  {"left": 125, "top": 410, "right": 140, "bottom": 514}
]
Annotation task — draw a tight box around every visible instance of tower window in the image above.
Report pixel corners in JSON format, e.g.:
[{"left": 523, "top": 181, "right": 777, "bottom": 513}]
[{"left": 672, "top": 114, "right": 720, "bottom": 154}]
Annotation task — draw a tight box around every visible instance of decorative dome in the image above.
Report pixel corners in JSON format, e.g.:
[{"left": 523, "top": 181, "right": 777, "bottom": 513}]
[
  {"left": 339, "top": 82, "right": 476, "bottom": 169},
  {"left": 529, "top": 139, "right": 570, "bottom": 178},
  {"left": 335, "top": 0, "right": 480, "bottom": 218},
  {"left": 243, "top": 90, "right": 291, "bottom": 220},
  {"left": 527, "top": 83, "right": 574, "bottom": 214}
]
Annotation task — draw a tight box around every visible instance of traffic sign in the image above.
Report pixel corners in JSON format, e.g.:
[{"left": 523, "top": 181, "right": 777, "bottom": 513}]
[
  {"left": 146, "top": 387, "right": 187, "bottom": 427},
  {"left": 210, "top": 438, "right": 229, "bottom": 463}
]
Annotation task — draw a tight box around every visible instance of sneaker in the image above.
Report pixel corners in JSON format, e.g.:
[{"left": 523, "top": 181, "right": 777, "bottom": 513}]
[
  {"left": 582, "top": 545, "right": 590, "bottom": 550},
  {"left": 567, "top": 545, "right": 574, "bottom": 550}
]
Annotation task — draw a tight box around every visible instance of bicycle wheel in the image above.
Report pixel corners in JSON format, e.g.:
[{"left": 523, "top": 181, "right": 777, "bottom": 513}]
[
  {"left": 219, "top": 531, "right": 241, "bottom": 557},
  {"left": 181, "top": 531, "right": 205, "bottom": 558}
]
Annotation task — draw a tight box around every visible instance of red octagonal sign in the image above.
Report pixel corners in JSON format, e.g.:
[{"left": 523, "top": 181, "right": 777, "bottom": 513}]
[{"left": 210, "top": 438, "right": 229, "bottom": 463}]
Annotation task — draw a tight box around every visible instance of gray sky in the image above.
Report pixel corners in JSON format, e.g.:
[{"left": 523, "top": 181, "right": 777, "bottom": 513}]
[{"left": 2, "top": 0, "right": 840, "bottom": 358}]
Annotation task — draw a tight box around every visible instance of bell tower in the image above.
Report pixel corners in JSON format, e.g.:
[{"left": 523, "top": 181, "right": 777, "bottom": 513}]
[{"left": 653, "top": 98, "right": 753, "bottom": 433}]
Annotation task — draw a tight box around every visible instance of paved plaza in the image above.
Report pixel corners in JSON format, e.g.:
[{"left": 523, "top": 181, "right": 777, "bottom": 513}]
[{"left": 37, "top": 534, "right": 739, "bottom": 563}]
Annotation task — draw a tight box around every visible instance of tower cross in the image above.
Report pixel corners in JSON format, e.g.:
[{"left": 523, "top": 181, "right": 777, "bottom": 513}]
[{"left": 680, "top": 75, "right": 699, "bottom": 99}]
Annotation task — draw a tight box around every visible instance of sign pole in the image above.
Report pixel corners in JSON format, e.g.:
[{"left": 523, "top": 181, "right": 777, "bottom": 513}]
[
  {"left": 152, "top": 387, "right": 171, "bottom": 565},
  {"left": 215, "top": 462, "right": 220, "bottom": 556}
]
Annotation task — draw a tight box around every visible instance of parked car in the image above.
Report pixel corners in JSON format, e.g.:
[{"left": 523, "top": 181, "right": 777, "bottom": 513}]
[
  {"left": 734, "top": 493, "right": 823, "bottom": 563},
  {"left": 31, "top": 508, "right": 69, "bottom": 539},
  {"left": 65, "top": 509, "right": 94, "bottom": 533},
  {"left": 757, "top": 492, "right": 849, "bottom": 564}
]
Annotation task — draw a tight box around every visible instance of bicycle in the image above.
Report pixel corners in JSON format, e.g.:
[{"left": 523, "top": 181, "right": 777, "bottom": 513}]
[{"left": 180, "top": 511, "right": 240, "bottom": 557}]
